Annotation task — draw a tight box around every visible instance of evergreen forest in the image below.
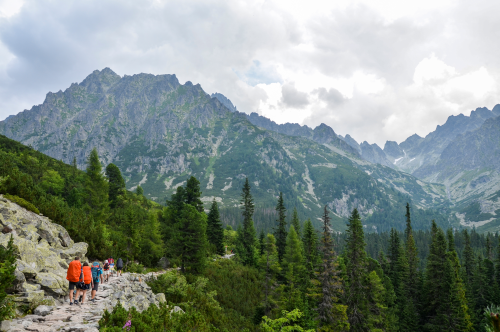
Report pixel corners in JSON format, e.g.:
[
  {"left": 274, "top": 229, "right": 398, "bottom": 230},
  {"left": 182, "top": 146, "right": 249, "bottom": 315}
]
[{"left": 2, "top": 133, "right": 500, "bottom": 331}]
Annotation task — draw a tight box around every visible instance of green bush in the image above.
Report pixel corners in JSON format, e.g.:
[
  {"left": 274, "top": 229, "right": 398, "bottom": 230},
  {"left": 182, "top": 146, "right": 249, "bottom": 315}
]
[
  {"left": 126, "top": 263, "right": 146, "bottom": 274},
  {"left": 3, "top": 193, "right": 40, "bottom": 214}
]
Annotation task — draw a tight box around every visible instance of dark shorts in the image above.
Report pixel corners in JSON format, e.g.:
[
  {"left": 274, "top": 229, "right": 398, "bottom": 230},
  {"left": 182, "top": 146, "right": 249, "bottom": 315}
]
[
  {"left": 68, "top": 281, "right": 78, "bottom": 290},
  {"left": 77, "top": 283, "right": 91, "bottom": 290},
  {"left": 92, "top": 283, "right": 99, "bottom": 291},
  {"left": 117, "top": 267, "right": 123, "bottom": 271}
]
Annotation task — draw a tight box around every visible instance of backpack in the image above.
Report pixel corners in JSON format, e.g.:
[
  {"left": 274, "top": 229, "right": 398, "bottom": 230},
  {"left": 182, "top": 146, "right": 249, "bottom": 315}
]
[
  {"left": 104, "top": 263, "right": 109, "bottom": 270},
  {"left": 91, "top": 266, "right": 101, "bottom": 283}
]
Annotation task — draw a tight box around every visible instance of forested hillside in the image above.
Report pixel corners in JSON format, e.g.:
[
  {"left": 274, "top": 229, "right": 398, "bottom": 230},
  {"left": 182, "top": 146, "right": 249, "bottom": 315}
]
[{"left": 2, "top": 133, "right": 500, "bottom": 331}]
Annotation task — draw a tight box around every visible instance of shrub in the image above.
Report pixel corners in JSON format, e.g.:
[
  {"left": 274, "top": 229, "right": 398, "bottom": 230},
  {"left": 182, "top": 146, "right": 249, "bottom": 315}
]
[{"left": 3, "top": 193, "right": 40, "bottom": 214}]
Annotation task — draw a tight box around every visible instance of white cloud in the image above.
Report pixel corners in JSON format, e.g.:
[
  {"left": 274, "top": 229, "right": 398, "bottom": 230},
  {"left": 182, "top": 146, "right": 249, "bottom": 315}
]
[{"left": 0, "top": 0, "right": 498, "bottom": 147}]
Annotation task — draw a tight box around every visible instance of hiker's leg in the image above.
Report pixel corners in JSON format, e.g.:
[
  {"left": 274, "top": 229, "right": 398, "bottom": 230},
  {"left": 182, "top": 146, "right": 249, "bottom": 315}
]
[{"left": 81, "top": 289, "right": 87, "bottom": 303}]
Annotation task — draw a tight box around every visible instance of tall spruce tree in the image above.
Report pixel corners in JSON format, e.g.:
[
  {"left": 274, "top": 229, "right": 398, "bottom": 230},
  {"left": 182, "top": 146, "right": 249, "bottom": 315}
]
[
  {"left": 207, "top": 199, "right": 224, "bottom": 255},
  {"left": 291, "top": 207, "right": 301, "bottom": 238},
  {"left": 404, "top": 203, "right": 412, "bottom": 241},
  {"left": 105, "top": 163, "right": 125, "bottom": 208},
  {"left": 185, "top": 176, "right": 204, "bottom": 212},
  {"left": 445, "top": 229, "right": 473, "bottom": 332},
  {"left": 175, "top": 204, "right": 208, "bottom": 274},
  {"left": 259, "top": 233, "right": 281, "bottom": 316},
  {"left": 312, "top": 206, "right": 348, "bottom": 331},
  {"left": 238, "top": 178, "right": 257, "bottom": 266},
  {"left": 0, "top": 235, "right": 16, "bottom": 320},
  {"left": 345, "top": 208, "right": 368, "bottom": 332},
  {"left": 283, "top": 226, "right": 306, "bottom": 312},
  {"left": 84, "top": 148, "right": 109, "bottom": 220},
  {"left": 275, "top": 192, "right": 287, "bottom": 263},
  {"left": 259, "top": 230, "right": 266, "bottom": 256},
  {"left": 303, "top": 218, "right": 319, "bottom": 278}
]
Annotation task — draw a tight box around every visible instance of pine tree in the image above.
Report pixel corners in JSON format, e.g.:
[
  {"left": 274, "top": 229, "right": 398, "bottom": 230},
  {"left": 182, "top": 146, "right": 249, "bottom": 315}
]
[
  {"left": 388, "top": 228, "right": 401, "bottom": 289},
  {"left": 345, "top": 208, "right": 368, "bottom": 332},
  {"left": 259, "top": 230, "right": 266, "bottom": 256},
  {"left": 283, "top": 226, "right": 306, "bottom": 312},
  {"left": 463, "top": 229, "right": 475, "bottom": 283},
  {"left": 105, "top": 163, "right": 125, "bottom": 208},
  {"left": 84, "top": 148, "right": 109, "bottom": 220},
  {"left": 259, "top": 233, "right": 281, "bottom": 316},
  {"left": 291, "top": 207, "right": 301, "bottom": 238},
  {"left": 0, "top": 235, "right": 16, "bottom": 320},
  {"left": 314, "top": 206, "right": 348, "bottom": 331},
  {"left": 302, "top": 218, "right": 319, "bottom": 279},
  {"left": 238, "top": 178, "right": 257, "bottom": 266},
  {"left": 174, "top": 204, "right": 208, "bottom": 274},
  {"left": 185, "top": 176, "right": 204, "bottom": 212},
  {"left": 404, "top": 203, "right": 412, "bottom": 241},
  {"left": 275, "top": 192, "right": 287, "bottom": 263},
  {"left": 487, "top": 235, "right": 493, "bottom": 260},
  {"left": 207, "top": 199, "right": 224, "bottom": 256},
  {"left": 445, "top": 229, "right": 473, "bottom": 332},
  {"left": 136, "top": 185, "right": 144, "bottom": 196}
]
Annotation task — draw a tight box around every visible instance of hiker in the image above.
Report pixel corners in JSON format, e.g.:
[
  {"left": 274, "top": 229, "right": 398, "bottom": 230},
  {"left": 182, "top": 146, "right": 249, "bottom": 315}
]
[
  {"left": 108, "top": 257, "right": 115, "bottom": 277},
  {"left": 90, "top": 261, "right": 103, "bottom": 303},
  {"left": 116, "top": 258, "right": 123, "bottom": 277},
  {"left": 75, "top": 262, "right": 93, "bottom": 305},
  {"left": 66, "top": 256, "right": 81, "bottom": 306},
  {"left": 103, "top": 260, "right": 110, "bottom": 282}
]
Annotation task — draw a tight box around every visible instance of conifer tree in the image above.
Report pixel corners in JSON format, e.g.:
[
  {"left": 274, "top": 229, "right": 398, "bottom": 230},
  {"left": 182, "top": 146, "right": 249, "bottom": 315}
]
[
  {"left": 238, "top": 178, "right": 257, "bottom": 266},
  {"left": 174, "top": 204, "right": 208, "bottom": 274},
  {"left": 463, "top": 229, "right": 475, "bottom": 283},
  {"left": 0, "top": 235, "right": 16, "bottom": 320},
  {"left": 345, "top": 208, "right": 368, "bottom": 332},
  {"left": 303, "top": 219, "right": 319, "bottom": 279},
  {"left": 207, "top": 199, "right": 224, "bottom": 255},
  {"left": 84, "top": 148, "right": 109, "bottom": 220},
  {"left": 445, "top": 229, "right": 473, "bottom": 332},
  {"left": 259, "top": 230, "right": 266, "bottom": 256},
  {"left": 404, "top": 203, "right": 412, "bottom": 241},
  {"left": 105, "top": 163, "right": 125, "bottom": 208},
  {"left": 259, "top": 234, "right": 281, "bottom": 316},
  {"left": 291, "top": 207, "right": 301, "bottom": 238},
  {"left": 314, "top": 206, "right": 348, "bottom": 331},
  {"left": 275, "top": 192, "right": 287, "bottom": 262},
  {"left": 283, "top": 226, "right": 306, "bottom": 312},
  {"left": 135, "top": 185, "right": 144, "bottom": 196},
  {"left": 185, "top": 176, "right": 204, "bottom": 212}
]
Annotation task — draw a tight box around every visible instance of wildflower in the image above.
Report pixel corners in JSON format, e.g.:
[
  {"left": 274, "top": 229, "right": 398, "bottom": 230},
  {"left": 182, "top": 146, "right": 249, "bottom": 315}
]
[{"left": 123, "top": 320, "right": 132, "bottom": 331}]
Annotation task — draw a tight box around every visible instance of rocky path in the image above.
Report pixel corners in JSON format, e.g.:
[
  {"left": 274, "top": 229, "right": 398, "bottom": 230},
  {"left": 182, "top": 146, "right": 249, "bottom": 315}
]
[{"left": 2, "top": 272, "right": 166, "bottom": 332}]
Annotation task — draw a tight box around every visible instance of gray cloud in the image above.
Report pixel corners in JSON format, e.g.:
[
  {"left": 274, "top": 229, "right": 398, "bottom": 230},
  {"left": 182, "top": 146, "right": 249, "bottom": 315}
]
[
  {"left": 280, "top": 83, "right": 309, "bottom": 109},
  {"left": 0, "top": 0, "right": 498, "bottom": 146}
]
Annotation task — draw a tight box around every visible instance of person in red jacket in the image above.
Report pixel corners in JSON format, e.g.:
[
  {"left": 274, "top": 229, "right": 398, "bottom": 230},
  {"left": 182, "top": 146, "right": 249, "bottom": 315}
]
[
  {"left": 66, "top": 257, "right": 81, "bottom": 306},
  {"left": 75, "top": 262, "right": 93, "bottom": 305}
]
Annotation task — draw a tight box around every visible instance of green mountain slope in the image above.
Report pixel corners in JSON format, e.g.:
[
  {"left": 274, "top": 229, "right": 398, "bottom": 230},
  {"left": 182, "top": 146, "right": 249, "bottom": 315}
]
[{"left": 0, "top": 68, "right": 454, "bottom": 231}]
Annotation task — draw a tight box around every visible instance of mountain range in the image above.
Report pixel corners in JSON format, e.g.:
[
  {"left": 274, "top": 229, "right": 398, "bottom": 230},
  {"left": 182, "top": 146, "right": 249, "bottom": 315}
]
[{"left": 1, "top": 68, "right": 498, "bottom": 231}]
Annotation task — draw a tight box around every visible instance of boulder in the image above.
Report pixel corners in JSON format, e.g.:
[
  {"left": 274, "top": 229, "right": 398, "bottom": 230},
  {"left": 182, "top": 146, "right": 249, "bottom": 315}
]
[
  {"left": 155, "top": 293, "right": 166, "bottom": 303},
  {"left": 0, "top": 196, "right": 88, "bottom": 309},
  {"left": 170, "top": 306, "right": 185, "bottom": 315},
  {"left": 158, "top": 257, "right": 169, "bottom": 269},
  {"left": 33, "top": 305, "right": 54, "bottom": 316}
]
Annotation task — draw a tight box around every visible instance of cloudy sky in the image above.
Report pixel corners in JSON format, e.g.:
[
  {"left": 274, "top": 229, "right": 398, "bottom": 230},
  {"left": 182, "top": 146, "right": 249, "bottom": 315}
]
[{"left": 0, "top": 0, "right": 498, "bottom": 146}]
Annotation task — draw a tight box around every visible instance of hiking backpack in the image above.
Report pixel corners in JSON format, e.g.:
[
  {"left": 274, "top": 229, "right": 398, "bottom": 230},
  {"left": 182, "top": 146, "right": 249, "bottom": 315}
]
[{"left": 91, "top": 266, "right": 102, "bottom": 283}]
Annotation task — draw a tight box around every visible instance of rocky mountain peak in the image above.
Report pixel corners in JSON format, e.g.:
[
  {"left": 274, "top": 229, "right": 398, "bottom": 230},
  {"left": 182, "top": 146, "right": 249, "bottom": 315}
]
[
  {"left": 312, "top": 123, "right": 337, "bottom": 144},
  {"left": 383, "top": 140, "right": 404, "bottom": 160}
]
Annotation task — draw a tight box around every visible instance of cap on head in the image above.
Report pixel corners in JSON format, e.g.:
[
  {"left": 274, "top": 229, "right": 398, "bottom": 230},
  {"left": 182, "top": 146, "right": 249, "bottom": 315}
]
[{"left": 105, "top": 260, "right": 108, "bottom": 263}]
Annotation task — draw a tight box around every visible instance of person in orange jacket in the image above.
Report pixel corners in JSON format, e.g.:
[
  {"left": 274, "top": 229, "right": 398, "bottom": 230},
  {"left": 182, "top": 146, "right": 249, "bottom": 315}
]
[
  {"left": 66, "top": 256, "right": 81, "bottom": 306},
  {"left": 75, "top": 262, "right": 93, "bottom": 305}
]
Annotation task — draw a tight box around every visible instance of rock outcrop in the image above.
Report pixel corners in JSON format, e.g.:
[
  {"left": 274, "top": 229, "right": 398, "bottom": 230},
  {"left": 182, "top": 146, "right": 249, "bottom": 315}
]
[
  {"left": 0, "top": 194, "right": 88, "bottom": 307},
  {"left": 1, "top": 272, "right": 167, "bottom": 332},
  {"left": 0, "top": 194, "right": 167, "bottom": 331}
]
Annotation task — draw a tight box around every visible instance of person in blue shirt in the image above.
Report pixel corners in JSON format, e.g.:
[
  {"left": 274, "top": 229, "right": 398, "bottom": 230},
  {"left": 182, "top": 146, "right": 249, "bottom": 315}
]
[{"left": 90, "top": 261, "right": 103, "bottom": 303}]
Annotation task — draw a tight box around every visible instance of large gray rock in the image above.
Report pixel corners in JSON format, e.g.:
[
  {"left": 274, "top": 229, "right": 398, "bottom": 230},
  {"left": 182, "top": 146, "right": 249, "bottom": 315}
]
[
  {"left": 0, "top": 196, "right": 88, "bottom": 308},
  {"left": 33, "top": 305, "right": 54, "bottom": 316}
]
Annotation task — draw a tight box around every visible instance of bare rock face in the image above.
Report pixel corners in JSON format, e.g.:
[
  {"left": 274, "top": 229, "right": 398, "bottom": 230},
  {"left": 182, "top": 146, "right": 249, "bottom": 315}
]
[{"left": 0, "top": 195, "right": 88, "bottom": 307}]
